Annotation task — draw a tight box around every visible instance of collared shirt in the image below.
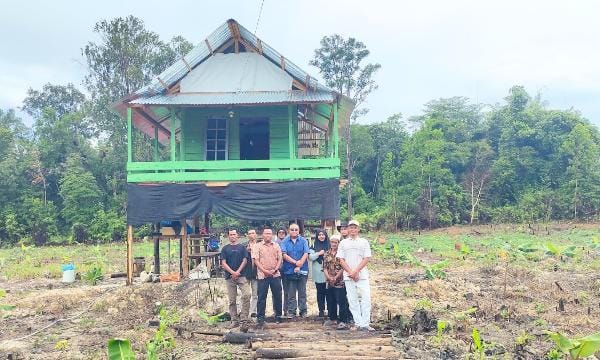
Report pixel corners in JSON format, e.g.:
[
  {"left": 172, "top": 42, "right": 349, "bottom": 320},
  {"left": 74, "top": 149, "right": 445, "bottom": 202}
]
[
  {"left": 323, "top": 249, "right": 345, "bottom": 288},
  {"left": 281, "top": 236, "right": 309, "bottom": 275},
  {"left": 252, "top": 241, "right": 282, "bottom": 280},
  {"left": 336, "top": 236, "right": 372, "bottom": 280}
]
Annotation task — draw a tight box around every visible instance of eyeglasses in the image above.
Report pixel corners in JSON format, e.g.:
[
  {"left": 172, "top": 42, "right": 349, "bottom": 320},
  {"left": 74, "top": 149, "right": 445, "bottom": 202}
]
[{"left": 290, "top": 229, "right": 299, "bottom": 232}]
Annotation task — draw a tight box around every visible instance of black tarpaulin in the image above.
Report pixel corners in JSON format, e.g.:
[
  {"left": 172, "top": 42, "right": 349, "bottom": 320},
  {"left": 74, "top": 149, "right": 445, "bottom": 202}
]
[{"left": 126, "top": 179, "right": 339, "bottom": 225}]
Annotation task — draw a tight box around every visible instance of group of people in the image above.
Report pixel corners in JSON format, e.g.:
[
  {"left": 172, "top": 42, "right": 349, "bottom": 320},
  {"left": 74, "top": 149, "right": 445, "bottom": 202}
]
[{"left": 220, "top": 220, "right": 373, "bottom": 331}]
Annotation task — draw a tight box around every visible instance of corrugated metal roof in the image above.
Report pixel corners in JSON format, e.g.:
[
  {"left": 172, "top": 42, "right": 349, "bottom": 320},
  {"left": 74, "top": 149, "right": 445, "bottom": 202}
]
[
  {"left": 134, "top": 19, "right": 333, "bottom": 97},
  {"left": 130, "top": 91, "right": 335, "bottom": 106}
]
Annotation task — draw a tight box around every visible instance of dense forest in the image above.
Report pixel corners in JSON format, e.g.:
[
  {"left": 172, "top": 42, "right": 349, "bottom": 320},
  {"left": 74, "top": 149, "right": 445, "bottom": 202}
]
[{"left": 1, "top": 16, "right": 599, "bottom": 246}]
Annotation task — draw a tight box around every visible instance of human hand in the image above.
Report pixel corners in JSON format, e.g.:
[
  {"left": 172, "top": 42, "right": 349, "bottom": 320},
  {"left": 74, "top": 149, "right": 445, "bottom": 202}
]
[{"left": 294, "top": 266, "right": 300, "bottom": 273}]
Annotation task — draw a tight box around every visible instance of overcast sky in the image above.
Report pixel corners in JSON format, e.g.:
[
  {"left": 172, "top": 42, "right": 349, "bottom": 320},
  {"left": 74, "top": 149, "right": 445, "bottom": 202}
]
[{"left": 1, "top": 0, "right": 599, "bottom": 127}]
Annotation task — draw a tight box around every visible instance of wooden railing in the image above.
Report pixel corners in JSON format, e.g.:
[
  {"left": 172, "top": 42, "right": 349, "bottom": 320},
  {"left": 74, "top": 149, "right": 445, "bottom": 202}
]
[{"left": 126, "top": 158, "right": 340, "bottom": 182}]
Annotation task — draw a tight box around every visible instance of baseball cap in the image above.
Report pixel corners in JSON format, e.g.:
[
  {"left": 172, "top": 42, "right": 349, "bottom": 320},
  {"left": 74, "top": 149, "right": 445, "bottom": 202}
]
[{"left": 348, "top": 220, "right": 360, "bottom": 227}]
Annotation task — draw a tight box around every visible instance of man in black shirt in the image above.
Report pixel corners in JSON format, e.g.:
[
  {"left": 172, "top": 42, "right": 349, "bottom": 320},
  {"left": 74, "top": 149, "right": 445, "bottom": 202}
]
[{"left": 221, "top": 229, "right": 250, "bottom": 327}]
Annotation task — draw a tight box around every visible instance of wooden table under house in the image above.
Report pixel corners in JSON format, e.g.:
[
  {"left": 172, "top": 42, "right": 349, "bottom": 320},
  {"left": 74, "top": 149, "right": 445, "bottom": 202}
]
[{"left": 113, "top": 19, "right": 355, "bottom": 285}]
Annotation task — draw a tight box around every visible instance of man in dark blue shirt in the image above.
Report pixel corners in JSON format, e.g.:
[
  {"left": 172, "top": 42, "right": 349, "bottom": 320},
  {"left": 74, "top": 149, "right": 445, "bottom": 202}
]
[{"left": 281, "top": 223, "right": 310, "bottom": 317}]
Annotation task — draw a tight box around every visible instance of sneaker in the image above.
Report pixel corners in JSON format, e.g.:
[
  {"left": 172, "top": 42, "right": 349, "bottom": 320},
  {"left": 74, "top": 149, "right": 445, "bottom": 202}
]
[
  {"left": 336, "top": 322, "right": 348, "bottom": 330},
  {"left": 323, "top": 320, "right": 336, "bottom": 326},
  {"left": 275, "top": 316, "right": 282, "bottom": 323},
  {"left": 250, "top": 313, "right": 257, "bottom": 318},
  {"left": 358, "top": 326, "right": 375, "bottom": 332},
  {"left": 300, "top": 312, "right": 308, "bottom": 318},
  {"left": 318, "top": 310, "right": 325, "bottom": 318}
]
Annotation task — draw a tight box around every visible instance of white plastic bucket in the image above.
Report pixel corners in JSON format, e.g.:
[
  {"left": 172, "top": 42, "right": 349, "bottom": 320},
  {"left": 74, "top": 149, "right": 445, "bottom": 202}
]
[{"left": 62, "top": 269, "right": 75, "bottom": 283}]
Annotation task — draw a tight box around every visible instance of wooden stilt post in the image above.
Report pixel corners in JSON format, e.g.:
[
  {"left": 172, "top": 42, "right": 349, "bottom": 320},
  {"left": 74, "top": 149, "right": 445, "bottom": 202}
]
[
  {"left": 153, "top": 233, "right": 160, "bottom": 275},
  {"left": 127, "top": 225, "right": 134, "bottom": 285},
  {"left": 204, "top": 212, "right": 210, "bottom": 234},
  {"left": 181, "top": 218, "right": 189, "bottom": 278}
]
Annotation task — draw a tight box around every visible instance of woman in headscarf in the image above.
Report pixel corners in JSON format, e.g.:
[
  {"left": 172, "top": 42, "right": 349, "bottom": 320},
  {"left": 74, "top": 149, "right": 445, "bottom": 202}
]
[{"left": 308, "top": 228, "right": 330, "bottom": 318}]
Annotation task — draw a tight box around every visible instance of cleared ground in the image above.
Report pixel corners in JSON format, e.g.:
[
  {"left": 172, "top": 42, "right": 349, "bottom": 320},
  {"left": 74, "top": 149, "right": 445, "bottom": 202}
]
[{"left": 1, "top": 223, "right": 599, "bottom": 359}]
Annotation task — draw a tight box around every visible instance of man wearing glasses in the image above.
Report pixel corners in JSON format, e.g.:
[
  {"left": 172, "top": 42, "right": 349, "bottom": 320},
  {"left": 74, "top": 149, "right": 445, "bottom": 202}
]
[{"left": 281, "top": 224, "right": 310, "bottom": 317}]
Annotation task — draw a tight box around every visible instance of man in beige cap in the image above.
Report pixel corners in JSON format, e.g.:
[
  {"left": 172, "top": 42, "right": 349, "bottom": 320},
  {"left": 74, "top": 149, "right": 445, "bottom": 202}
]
[{"left": 336, "top": 219, "right": 373, "bottom": 331}]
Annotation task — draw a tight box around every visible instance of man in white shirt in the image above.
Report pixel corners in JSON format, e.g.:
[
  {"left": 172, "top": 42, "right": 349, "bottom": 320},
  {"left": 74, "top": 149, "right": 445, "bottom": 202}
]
[{"left": 336, "top": 219, "right": 373, "bottom": 331}]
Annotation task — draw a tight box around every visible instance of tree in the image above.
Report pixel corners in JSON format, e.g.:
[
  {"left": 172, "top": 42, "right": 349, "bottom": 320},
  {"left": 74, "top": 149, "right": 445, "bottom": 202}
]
[
  {"left": 22, "top": 83, "right": 86, "bottom": 119},
  {"left": 59, "top": 154, "right": 102, "bottom": 228},
  {"left": 310, "top": 35, "right": 381, "bottom": 219},
  {"left": 464, "top": 140, "right": 494, "bottom": 224},
  {"left": 83, "top": 15, "right": 193, "bottom": 145},
  {"left": 82, "top": 16, "right": 193, "bottom": 210},
  {"left": 560, "top": 123, "right": 600, "bottom": 219}
]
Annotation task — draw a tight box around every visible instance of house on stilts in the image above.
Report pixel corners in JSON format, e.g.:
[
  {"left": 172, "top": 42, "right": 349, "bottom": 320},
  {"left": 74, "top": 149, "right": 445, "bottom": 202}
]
[{"left": 113, "top": 19, "right": 355, "bottom": 284}]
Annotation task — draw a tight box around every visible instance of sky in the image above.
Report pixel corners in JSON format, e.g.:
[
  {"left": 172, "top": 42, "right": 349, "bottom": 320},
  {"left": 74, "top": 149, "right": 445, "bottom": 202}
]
[{"left": 1, "top": 0, "right": 599, "bottom": 128}]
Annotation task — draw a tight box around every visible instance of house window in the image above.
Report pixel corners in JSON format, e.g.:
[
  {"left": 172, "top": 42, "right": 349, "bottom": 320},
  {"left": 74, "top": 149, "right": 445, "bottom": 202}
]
[{"left": 206, "top": 118, "right": 228, "bottom": 161}]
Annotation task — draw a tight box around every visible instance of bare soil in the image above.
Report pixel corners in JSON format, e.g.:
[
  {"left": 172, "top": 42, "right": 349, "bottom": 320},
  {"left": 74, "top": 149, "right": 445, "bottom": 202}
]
[{"left": 1, "top": 225, "right": 600, "bottom": 359}]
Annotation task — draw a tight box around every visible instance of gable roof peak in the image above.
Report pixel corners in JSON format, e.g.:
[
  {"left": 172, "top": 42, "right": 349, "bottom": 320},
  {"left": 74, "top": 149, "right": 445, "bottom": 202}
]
[{"left": 134, "top": 18, "right": 334, "bottom": 97}]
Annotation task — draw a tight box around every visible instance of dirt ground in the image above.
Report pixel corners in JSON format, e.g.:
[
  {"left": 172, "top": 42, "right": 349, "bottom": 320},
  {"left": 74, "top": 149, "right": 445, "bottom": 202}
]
[{"left": 1, "top": 225, "right": 600, "bottom": 359}]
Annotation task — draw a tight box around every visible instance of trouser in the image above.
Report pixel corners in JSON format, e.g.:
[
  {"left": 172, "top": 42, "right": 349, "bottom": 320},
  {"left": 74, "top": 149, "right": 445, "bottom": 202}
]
[
  {"left": 257, "top": 277, "right": 282, "bottom": 321},
  {"left": 326, "top": 286, "right": 349, "bottom": 322},
  {"left": 286, "top": 275, "right": 308, "bottom": 315},
  {"left": 249, "top": 279, "right": 258, "bottom": 315},
  {"left": 281, "top": 276, "right": 289, "bottom": 315},
  {"left": 315, "top": 282, "right": 328, "bottom": 313},
  {"left": 225, "top": 277, "right": 250, "bottom": 321},
  {"left": 344, "top": 279, "right": 371, "bottom": 327}
]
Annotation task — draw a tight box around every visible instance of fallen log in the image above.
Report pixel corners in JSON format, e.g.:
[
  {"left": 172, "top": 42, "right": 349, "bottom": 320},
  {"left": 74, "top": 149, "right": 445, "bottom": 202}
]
[
  {"left": 172, "top": 325, "right": 224, "bottom": 336},
  {"left": 254, "top": 348, "right": 304, "bottom": 359},
  {"left": 251, "top": 342, "right": 395, "bottom": 352},
  {"left": 249, "top": 338, "right": 392, "bottom": 350},
  {"left": 223, "top": 331, "right": 271, "bottom": 344},
  {"left": 273, "top": 357, "right": 392, "bottom": 360},
  {"left": 109, "top": 272, "right": 127, "bottom": 278}
]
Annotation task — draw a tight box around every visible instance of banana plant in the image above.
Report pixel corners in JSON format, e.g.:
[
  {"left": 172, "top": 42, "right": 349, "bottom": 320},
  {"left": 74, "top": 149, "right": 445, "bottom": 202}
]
[
  {"left": 547, "top": 331, "right": 600, "bottom": 359},
  {"left": 423, "top": 259, "right": 449, "bottom": 280},
  {"left": 107, "top": 338, "right": 135, "bottom": 360},
  {"left": 545, "top": 242, "right": 577, "bottom": 260}
]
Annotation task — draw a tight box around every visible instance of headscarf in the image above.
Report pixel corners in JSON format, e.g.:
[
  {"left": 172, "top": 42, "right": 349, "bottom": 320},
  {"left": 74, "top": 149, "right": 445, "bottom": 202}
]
[{"left": 312, "top": 229, "right": 330, "bottom": 264}]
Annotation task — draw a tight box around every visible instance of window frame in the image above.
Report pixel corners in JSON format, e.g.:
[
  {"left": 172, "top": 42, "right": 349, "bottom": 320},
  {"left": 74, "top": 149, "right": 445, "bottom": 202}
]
[{"left": 204, "top": 117, "right": 229, "bottom": 161}]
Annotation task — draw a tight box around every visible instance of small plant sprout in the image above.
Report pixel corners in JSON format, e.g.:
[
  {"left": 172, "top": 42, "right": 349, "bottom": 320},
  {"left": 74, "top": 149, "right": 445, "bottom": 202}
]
[
  {"left": 515, "top": 331, "right": 533, "bottom": 347},
  {"left": 472, "top": 328, "right": 485, "bottom": 359},
  {"left": 435, "top": 320, "right": 448, "bottom": 345},
  {"left": 83, "top": 266, "right": 103, "bottom": 285},
  {"left": 198, "top": 310, "right": 227, "bottom": 325},
  {"left": 416, "top": 298, "right": 433, "bottom": 310}
]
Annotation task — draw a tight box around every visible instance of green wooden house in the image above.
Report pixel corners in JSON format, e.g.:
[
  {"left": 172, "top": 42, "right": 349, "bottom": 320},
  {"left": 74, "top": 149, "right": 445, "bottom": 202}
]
[{"left": 115, "top": 19, "right": 353, "bottom": 282}]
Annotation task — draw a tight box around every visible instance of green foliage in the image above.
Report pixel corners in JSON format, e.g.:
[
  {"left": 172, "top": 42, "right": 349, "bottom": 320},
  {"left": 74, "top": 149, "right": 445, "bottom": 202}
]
[
  {"left": 89, "top": 209, "right": 126, "bottom": 242},
  {"left": 59, "top": 154, "right": 102, "bottom": 229},
  {"left": 147, "top": 307, "right": 180, "bottom": 359},
  {"left": 107, "top": 338, "right": 135, "bottom": 360},
  {"left": 424, "top": 259, "right": 449, "bottom": 280},
  {"left": 198, "top": 310, "right": 227, "bottom": 325},
  {"left": 546, "top": 331, "right": 600, "bottom": 359},
  {"left": 472, "top": 328, "right": 485, "bottom": 359},
  {"left": 545, "top": 242, "right": 577, "bottom": 260},
  {"left": 83, "top": 267, "right": 103, "bottom": 285}
]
